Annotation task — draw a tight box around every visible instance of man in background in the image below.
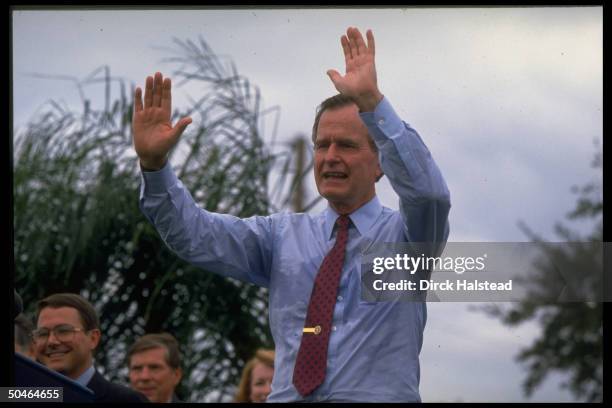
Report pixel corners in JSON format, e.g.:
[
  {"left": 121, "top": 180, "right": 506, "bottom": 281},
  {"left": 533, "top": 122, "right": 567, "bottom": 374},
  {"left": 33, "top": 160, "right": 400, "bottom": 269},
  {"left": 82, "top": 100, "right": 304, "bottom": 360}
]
[
  {"left": 14, "top": 313, "right": 35, "bottom": 359},
  {"left": 34, "top": 293, "right": 148, "bottom": 402},
  {"left": 127, "top": 332, "right": 183, "bottom": 403}
]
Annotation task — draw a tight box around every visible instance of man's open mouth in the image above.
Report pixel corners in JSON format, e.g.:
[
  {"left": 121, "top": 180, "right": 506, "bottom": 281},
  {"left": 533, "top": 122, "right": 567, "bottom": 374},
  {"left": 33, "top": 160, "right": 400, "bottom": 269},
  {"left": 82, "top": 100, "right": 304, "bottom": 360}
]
[{"left": 323, "top": 172, "right": 348, "bottom": 179}]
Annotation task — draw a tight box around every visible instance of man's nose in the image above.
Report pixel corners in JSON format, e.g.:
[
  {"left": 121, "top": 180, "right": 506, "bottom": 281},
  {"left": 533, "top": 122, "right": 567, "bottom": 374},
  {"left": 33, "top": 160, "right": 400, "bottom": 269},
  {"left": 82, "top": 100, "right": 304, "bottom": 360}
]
[
  {"left": 139, "top": 367, "right": 152, "bottom": 379},
  {"left": 46, "top": 331, "right": 61, "bottom": 345},
  {"left": 324, "top": 143, "right": 341, "bottom": 162}
]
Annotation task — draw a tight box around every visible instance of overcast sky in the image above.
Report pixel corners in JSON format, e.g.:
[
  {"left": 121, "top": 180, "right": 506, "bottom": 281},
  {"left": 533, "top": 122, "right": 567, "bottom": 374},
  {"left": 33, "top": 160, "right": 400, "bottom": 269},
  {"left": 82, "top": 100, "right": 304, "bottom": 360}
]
[{"left": 12, "top": 6, "right": 602, "bottom": 402}]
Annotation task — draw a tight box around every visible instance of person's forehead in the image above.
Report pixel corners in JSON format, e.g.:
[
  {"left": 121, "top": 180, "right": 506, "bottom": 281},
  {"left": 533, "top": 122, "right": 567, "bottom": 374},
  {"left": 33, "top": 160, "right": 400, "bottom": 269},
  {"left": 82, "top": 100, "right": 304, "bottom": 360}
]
[
  {"left": 251, "top": 362, "right": 274, "bottom": 378},
  {"left": 37, "top": 306, "right": 82, "bottom": 327},
  {"left": 316, "top": 106, "right": 368, "bottom": 139},
  {"left": 130, "top": 346, "right": 169, "bottom": 365},
  {"left": 318, "top": 105, "right": 361, "bottom": 126}
]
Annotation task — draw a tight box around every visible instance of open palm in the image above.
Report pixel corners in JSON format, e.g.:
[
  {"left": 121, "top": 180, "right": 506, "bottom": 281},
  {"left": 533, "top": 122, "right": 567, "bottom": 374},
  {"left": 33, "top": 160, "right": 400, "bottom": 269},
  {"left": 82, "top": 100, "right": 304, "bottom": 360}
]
[
  {"left": 327, "top": 27, "right": 383, "bottom": 112},
  {"left": 132, "top": 72, "right": 191, "bottom": 170}
]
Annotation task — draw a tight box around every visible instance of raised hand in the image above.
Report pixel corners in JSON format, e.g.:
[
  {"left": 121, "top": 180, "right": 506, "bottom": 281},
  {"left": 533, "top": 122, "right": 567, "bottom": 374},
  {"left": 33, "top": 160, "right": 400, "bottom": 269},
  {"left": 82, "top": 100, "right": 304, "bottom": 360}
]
[
  {"left": 132, "top": 72, "right": 192, "bottom": 170},
  {"left": 327, "top": 27, "right": 384, "bottom": 112}
]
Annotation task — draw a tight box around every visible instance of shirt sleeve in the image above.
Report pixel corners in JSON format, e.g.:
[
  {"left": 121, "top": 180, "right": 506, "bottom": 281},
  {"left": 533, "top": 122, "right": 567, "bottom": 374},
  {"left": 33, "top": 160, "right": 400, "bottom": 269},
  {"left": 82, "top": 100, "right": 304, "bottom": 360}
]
[
  {"left": 138, "top": 162, "right": 274, "bottom": 287},
  {"left": 360, "top": 97, "right": 451, "bottom": 256}
]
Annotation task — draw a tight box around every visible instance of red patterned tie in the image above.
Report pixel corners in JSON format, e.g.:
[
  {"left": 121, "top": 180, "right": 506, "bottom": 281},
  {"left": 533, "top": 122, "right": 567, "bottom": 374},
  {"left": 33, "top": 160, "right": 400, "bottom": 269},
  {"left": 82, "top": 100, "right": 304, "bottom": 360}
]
[{"left": 292, "top": 215, "right": 350, "bottom": 397}]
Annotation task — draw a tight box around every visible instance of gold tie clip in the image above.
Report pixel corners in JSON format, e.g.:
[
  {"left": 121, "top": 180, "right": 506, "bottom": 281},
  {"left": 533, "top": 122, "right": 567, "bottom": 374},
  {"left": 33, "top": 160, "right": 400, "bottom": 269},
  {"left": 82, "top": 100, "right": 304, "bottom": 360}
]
[{"left": 303, "top": 325, "right": 322, "bottom": 335}]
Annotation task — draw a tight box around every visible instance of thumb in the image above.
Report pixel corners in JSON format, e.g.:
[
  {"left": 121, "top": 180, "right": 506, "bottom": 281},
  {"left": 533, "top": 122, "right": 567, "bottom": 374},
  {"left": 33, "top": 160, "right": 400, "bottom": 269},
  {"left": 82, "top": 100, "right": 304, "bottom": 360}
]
[
  {"left": 326, "top": 69, "right": 342, "bottom": 87},
  {"left": 171, "top": 117, "right": 192, "bottom": 140}
]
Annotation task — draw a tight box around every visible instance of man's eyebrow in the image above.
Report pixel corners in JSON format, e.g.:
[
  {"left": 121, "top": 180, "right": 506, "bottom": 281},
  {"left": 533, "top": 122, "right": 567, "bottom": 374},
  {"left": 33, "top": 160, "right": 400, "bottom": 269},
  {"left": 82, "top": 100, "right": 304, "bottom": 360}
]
[
  {"left": 315, "top": 136, "right": 359, "bottom": 144},
  {"left": 336, "top": 138, "right": 359, "bottom": 144},
  {"left": 36, "top": 324, "right": 75, "bottom": 330}
]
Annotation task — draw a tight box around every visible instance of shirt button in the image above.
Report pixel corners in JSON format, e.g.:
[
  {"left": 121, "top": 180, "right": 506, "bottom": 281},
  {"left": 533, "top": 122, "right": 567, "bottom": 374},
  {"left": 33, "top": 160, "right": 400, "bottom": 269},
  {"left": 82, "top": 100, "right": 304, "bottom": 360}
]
[
  {"left": 337, "top": 295, "right": 343, "bottom": 301},
  {"left": 378, "top": 118, "right": 385, "bottom": 125},
  {"left": 332, "top": 326, "right": 337, "bottom": 331}
]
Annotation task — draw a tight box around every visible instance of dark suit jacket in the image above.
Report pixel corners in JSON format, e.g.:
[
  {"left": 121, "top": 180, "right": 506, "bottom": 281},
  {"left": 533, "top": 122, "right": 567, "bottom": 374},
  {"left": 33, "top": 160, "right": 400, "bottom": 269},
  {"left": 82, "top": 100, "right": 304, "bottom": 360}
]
[
  {"left": 14, "top": 353, "right": 95, "bottom": 402},
  {"left": 87, "top": 370, "right": 148, "bottom": 403}
]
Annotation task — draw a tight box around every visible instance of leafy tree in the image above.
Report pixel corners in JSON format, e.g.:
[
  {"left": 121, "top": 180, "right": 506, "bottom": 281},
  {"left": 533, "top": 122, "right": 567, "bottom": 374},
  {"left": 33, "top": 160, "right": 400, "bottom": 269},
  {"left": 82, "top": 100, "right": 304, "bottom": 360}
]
[
  {"left": 483, "top": 144, "right": 602, "bottom": 402},
  {"left": 13, "top": 36, "right": 313, "bottom": 402}
]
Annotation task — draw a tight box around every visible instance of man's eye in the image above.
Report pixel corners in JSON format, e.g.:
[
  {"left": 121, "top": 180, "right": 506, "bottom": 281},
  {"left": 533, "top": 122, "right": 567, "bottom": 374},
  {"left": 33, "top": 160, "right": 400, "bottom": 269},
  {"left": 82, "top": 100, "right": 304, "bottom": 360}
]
[
  {"left": 339, "top": 142, "right": 357, "bottom": 149},
  {"left": 57, "top": 328, "right": 73, "bottom": 335}
]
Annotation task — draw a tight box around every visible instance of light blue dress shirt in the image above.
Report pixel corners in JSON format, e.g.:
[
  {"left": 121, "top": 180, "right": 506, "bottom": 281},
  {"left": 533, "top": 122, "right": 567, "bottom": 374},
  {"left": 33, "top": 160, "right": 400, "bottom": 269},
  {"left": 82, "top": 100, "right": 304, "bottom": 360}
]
[
  {"left": 139, "top": 97, "right": 451, "bottom": 402},
  {"left": 74, "top": 364, "right": 95, "bottom": 388}
]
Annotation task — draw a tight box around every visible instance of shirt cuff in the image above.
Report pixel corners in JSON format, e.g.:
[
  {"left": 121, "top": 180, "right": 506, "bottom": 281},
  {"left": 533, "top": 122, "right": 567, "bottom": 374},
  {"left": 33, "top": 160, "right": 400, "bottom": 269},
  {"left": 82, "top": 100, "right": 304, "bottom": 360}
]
[
  {"left": 140, "top": 161, "right": 179, "bottom": 195},
  {"left": 359, "top": 96, "right": 406, "bottom": 143}
]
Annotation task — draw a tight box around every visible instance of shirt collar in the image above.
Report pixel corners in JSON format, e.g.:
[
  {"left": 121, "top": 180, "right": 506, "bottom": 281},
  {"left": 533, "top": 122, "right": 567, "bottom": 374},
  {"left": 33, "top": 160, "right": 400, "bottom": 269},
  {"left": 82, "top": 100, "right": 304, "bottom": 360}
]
[
  {"left": 323, "top": 195, "right": 383, "bottom": 240},
  {"left": 74, "top": 364, "right": 96, "bottom": 387}
]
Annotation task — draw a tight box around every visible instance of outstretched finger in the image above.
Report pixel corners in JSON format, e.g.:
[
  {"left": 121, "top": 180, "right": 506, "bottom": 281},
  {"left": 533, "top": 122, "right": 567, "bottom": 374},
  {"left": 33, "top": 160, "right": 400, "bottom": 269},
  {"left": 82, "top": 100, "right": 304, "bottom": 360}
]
[
  {"left": 366, "top": 29, "right": 375, "bottom": 56},
  {"left": 152, "top": 72, "right": 163, "bottom": 108},
  {"left": 170, "top": 116, "right": 192, "bottom": 141},
  {"left": 327, "top": 69, "right": 343, "bottom": 89},
  {"left": 352, "top": 27, "right": 368, "bottom": 56},
  {"left": 134, "top": 87, "right": 144, "bottom": 113},
  {"left": 161, "top": 77, "right": 172, "bottom": 115},
  {"left": 144, "top": 76, "right": 154, "bottom": 108},
  {"left": 347, "top": 27, "right": 360, "bottom": 57},
  {"left": 341, "top": 34, "right": 352, "bottom": 61}
]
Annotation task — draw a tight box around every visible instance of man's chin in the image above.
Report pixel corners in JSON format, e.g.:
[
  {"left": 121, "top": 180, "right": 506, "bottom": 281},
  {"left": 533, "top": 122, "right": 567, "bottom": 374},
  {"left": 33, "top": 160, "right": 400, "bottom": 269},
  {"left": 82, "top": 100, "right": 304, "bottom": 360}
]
[
  {"left": 46, "top": 361, "right": 68, "bottom": 374},
  {"left": 140, "top": 391, "right": 156, "bottom": 400},
  {"left": 320, "top": 188, "right": 349, "bottom": 202}
]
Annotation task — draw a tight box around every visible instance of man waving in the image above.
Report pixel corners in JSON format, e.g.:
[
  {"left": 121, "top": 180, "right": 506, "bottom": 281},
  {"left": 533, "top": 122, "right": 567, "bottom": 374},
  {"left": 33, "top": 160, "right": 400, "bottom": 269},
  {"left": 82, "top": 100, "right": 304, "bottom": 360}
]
[{"left": 135, "top": 27, "right": 450, "bottom": 402}]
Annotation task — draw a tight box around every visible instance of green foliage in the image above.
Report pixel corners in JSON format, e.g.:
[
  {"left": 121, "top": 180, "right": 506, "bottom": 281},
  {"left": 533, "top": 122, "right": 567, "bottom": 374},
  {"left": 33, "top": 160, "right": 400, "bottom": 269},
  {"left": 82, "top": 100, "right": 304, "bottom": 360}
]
[
  {"left": 13, "top": 37, "right": 308, "bottom": 402},
  {"left": 483, "top": 144, "right": 602, "bottom": 402}
]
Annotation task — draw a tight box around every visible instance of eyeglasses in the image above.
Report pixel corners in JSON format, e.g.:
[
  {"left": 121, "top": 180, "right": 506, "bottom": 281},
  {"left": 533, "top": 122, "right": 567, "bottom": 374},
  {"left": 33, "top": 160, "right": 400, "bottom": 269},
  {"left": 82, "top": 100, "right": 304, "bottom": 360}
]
[{"left": 31, "top": 324, "right": 87, "bottom": 344}]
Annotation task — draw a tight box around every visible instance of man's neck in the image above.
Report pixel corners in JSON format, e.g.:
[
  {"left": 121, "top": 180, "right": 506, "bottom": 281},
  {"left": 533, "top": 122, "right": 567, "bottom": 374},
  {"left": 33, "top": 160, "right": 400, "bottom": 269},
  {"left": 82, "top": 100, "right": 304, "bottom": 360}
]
[
  {"left": 328, "top": 193, "right": 376, "bottom": 215},
  {"left": 71, "top": 363, "right": 95, "bottom": 387}
]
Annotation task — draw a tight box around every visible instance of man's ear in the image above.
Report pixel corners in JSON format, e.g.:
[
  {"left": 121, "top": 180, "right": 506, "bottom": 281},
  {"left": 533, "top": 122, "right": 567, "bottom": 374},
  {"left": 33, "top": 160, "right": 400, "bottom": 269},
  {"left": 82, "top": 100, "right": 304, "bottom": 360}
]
[
  {"left": 375, "top": 163, "right": 384, "bottom": 182},
  {"left": 173, "top": 367, "right": 183, "bottom": 385},
  {"left": 88, "top": 329, "right": 101, "bottom": 351}
]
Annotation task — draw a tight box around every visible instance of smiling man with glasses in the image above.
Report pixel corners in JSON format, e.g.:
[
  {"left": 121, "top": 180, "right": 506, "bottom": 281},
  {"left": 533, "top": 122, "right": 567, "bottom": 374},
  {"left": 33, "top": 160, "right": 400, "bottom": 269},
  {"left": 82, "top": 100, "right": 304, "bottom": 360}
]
[{"left": 34, "top": 293, "right": 148, "bottom": 403}]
